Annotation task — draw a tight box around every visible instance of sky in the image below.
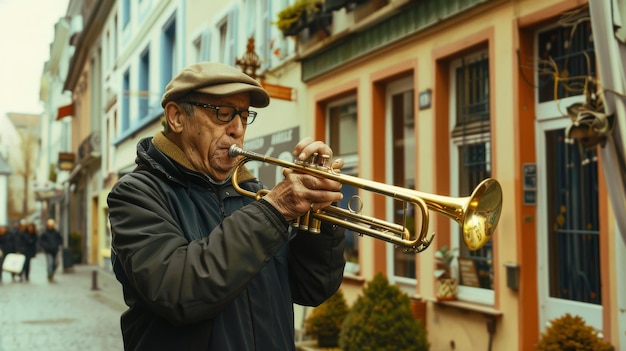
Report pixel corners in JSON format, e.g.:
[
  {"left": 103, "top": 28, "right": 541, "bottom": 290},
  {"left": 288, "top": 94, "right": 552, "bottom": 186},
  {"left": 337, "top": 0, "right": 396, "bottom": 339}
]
[{"left": 0, "top": 0, "right": 69, "bottom": 119}]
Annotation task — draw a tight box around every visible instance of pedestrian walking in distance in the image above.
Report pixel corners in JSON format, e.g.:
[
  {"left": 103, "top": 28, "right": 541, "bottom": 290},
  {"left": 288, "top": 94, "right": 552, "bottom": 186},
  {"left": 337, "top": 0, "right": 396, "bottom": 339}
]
[
  {"left": 18, "top": 222, "right": 38, "bottom": 282},
  {"left": 39, "top": 219, "right": 63, "bottom": 282},
  {"left": 107, "top": 61, "right": 346, "bottom": 350},
  {"left": 0, "top": 223, "right": 19, "bottom": 283},
  {"left": 0, "top": 225, "right": 10, "bottom": 283}
]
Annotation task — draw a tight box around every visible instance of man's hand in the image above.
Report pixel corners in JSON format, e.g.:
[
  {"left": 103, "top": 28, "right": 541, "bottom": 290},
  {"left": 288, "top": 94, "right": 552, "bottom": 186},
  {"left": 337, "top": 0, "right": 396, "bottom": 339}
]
[{"left": 263, "top": 137, "right": 344, "bottom": 221}]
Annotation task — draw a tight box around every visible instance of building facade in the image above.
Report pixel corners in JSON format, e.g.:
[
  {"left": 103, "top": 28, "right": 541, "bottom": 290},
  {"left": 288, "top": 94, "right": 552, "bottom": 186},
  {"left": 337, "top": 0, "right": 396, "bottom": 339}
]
[
  {"left": 38, "top": 12, "right": 74, "bottom": 241},
  {"left": 4, "top": 113, "right": 40, "bottom": 224},
  {"left": 37, "top": 0, "right": 624, "bottom": 349}
]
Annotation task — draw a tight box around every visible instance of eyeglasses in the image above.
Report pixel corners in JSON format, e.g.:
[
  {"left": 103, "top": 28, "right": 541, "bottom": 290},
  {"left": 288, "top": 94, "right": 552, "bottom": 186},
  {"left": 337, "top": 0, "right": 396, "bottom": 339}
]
[{"left": 181, "top": 101, "right": 257, "bottom": 125}]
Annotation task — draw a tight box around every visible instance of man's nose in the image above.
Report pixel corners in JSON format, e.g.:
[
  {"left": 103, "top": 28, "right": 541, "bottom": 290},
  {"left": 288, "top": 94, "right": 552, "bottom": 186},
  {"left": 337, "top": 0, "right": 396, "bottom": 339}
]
[{"left": 227, "top": 114, "right": 246, "bottom": 137}]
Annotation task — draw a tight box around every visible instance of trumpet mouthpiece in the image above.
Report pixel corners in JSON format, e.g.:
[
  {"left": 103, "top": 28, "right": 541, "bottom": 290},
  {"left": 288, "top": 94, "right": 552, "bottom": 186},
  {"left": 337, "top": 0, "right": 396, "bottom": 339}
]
[{"left": 229, "top": 145, "right": 244, "bottom": 157}]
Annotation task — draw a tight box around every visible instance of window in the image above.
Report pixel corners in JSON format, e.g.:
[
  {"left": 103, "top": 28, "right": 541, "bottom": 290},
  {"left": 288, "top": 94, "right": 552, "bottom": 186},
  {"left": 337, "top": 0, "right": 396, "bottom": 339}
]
[
  {"left": 327, "top": 98, "right": 359, "bottom": 275},
  {"left": 138, "top": 47, "right": 150, "bottom": 119},
  {"left": 537, "top": 19, "right": 595, "bottom": 103},
  {"left": 90, "top": 54, "right": 102, "bottom": 130},
  {"left": 450, "top": 51, "right": 494, "bottom": 303},
  {"left": 545, "top": 129, "right": 601, "bottom": 304},
  {"left": 113, "top": 16, "right": 118, "bottom": 60},
  {"left": 246, "top": 0, "right": 272, "bottom": 71},
  {"left": 385, "top": 77, "right": 416, "bottom": 285},
  {"left": 245, "top": 0, "right": 257, "bottom": 38},
  {"left": 122, "top": 70, "right": 130, "bottom": 131},
  {"left": 217, "top": 8, "right": 239, "bottom": 65},
  {"left": 218, "top": 20, "right": 229, "bottom": 63},
  {"left": 194, "top": 29, "right": 211, "bottom": 62},
  {"left": 105, "top": 31, "right": 110, "bottom": 71},
  {"left": 537, "top": 16, "right": 601, "bottom": 306},
  {"left": 122, "top": 0, "right": 131, "bottom": 29},
  {"left": 138, "top": 0, "right": 150, "bottom": 21},
  {"left": 259, "top": 0, "right": 271, "bottom": 71},
  {"left": 162, "top": 15, "right": 177, "bottom": 93}
]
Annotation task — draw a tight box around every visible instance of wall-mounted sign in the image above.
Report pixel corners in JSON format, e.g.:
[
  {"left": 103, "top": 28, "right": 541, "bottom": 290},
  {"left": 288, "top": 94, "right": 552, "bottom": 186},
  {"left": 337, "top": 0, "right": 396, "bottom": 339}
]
[
  {"left": 458, "top": 257, "right": 480, "bottom": 288},
  {"left": 58, "top": 152, "right": 75, "bottom": 171},
  {"left": 261, "top": 82, "right": 295, "bottom": 101},
  {"left": 523, "top": 163, "right": 537, "bottom": 205},
  {"left": 243, "top": 127, "right": 300, "bottom": 188}
]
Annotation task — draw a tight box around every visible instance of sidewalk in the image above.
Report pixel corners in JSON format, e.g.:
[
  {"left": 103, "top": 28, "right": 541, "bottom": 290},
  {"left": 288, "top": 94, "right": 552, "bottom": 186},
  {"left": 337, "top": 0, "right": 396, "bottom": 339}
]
[{"left": 0, "top": 254, "right": 125, "bottom": 350}]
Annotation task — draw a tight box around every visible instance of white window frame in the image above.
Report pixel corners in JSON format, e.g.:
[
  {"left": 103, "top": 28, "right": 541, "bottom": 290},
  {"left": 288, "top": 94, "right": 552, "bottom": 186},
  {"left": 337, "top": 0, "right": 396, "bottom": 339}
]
[
  {"left": 533, "top": 21, "right": 602, "bottom": 333},
  {"left": 384, "top": 76, "right": 417, "bottom": 295},
  {"left": 325, "top": 95, "right": 360, "bottom": 276},
  {"left": 449, "top": 50, "right": 495, "bottom": 305}
]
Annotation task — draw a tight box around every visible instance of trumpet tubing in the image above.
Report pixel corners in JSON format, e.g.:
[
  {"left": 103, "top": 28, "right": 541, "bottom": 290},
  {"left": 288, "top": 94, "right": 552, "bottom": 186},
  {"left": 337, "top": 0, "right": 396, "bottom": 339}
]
[{"left": 229, "top": 145, "right": 503, "bottom": 253}]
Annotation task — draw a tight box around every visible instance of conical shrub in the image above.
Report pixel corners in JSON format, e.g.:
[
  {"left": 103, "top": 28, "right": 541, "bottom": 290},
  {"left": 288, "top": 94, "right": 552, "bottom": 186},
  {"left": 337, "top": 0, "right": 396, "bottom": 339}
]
[
  {"left": 535, "top": 313, "right": 613, "bottom": 351},
  {"left": 339, "top": 273, "right": 429, "bottom": 351},
  {"left": 304, "top": 289, "right": 349, "bottom": 347}
]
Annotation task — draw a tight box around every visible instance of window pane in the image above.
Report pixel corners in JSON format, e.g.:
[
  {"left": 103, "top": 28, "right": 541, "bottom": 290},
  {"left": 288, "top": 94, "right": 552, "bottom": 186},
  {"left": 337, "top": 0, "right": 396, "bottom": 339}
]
[
  {"left": 391, "top": 90, "right": 415, "bottom": 279},
  {"left": 337, "top": 177, "right": 360, "bottom": 275},
  {"left": 537, "top": 19, "right": 595, "bottom": 103},
  {"left": 455, "top": 58, "right": 489, "bottom": 126},
  {"left": 329, "top": 103, "right": 357, "bottom": 156},
  {"left": 328, "top": 100, "right": 359, "bottom": 275},
  {"left": 458, "top": 142, "right": 493, "bottom": 289},
  {"left": 454, "top": 54, "right": 493, "bottom": 290},
  {"left": 545, "top": 129, "right": 601, "bottom": 304}
]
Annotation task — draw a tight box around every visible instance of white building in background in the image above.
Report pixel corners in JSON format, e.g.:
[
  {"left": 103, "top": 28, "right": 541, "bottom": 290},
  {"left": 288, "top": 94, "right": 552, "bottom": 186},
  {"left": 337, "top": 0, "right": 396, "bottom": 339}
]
[
  {"left": 37, "top": 13, "right": 74, "bottom": 232},
  {"left": 4, "top": 112, "right": 40, "bottom": 223}
]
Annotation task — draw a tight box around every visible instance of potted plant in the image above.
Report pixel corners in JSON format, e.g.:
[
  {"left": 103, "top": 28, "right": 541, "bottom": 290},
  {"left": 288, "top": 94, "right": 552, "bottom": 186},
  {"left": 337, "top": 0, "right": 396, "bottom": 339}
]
[
  {"left": 339, "top": 273, "right": 430, "bottom": 351},
  {"left": 535, "top": 313, "right": 613, "bottom": 350},
  {"left": 304, "top": 288, "right": 349, "bottom": 348},
  {"left": 273, "top": 0, "right": 324, "bottom": 37},
  {"left": 434, "top": 245, "right": 458, "bottom": 301}
]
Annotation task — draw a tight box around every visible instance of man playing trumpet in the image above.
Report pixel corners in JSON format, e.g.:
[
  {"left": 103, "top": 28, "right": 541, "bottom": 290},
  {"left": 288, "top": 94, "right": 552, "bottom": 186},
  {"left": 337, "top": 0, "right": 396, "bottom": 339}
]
[{"left": 107, "top": 62, "right": 346, "bottom": 350}]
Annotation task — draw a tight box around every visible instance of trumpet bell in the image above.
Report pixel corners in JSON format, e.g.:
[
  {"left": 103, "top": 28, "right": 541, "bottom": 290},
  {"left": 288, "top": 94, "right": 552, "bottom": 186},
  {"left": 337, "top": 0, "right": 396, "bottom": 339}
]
[{"left": 461, "top": 178, "right": 503, "bottom": 251}]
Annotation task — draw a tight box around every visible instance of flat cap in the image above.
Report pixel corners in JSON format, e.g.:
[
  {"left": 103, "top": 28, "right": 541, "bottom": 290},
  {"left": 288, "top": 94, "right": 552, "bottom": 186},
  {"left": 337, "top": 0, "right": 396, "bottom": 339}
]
[{"left": 161, "top": 62, "right": 270, "bottom": 108}]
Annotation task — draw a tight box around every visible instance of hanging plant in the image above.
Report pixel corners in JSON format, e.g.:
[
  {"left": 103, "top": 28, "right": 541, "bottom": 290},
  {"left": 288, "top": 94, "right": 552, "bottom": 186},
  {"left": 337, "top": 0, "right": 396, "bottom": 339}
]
[{"left": 273, "top": 0, "right": 324, "bottom": 36}]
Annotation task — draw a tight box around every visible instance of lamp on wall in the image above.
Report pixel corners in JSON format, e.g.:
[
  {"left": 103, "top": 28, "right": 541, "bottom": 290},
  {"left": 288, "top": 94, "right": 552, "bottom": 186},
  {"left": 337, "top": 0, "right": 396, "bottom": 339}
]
[{"left": 418, "top": 88, "right": 432, "bottom": 110}]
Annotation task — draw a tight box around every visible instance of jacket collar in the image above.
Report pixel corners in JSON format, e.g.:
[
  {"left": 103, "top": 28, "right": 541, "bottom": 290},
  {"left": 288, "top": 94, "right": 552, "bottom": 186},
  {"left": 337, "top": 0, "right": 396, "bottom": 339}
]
[{"left": 148, "top": 132, "right": 256, "bottom": 184}]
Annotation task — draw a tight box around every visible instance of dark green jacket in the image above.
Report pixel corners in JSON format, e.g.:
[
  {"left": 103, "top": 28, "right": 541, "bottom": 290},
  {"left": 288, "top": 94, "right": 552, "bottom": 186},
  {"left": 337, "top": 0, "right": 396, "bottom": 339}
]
[
  {"left": 39, "top": 229, "right": 62, "bottom": 255},
  {"left": 108, "top": 136, "right": 345, "bottom": 350}
]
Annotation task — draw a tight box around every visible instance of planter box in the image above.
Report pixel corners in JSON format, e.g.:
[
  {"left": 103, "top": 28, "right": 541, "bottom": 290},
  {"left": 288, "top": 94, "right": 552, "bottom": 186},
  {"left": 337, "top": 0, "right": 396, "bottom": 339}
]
[{"left": 435, "top": 278, "right": 458, "bottom": 301}]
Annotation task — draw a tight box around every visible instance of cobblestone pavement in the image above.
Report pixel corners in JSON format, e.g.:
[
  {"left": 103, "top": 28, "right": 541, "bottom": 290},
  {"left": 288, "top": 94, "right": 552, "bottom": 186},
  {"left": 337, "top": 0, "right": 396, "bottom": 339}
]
[{"left": 0, "top": 254, "right": 126, "bottom": 350}]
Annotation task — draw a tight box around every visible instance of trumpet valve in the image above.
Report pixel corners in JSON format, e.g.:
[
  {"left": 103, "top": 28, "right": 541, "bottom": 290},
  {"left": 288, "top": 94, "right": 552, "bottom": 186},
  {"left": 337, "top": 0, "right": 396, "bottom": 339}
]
[
  {"left": 319, "top": 154, "right": 331, "bottom": 170},
  {"left": 308, "top": 152, "right": 320, "bottom": 166},
  {"left": 299, "top": 212, "right": 311, "bottom": 231},
  {"left": 291, "top": 216, "right": 301, "bottom": 229},
  {"left": 309, "top": 209, "right": 322, "bottom": 233},
  {"left": 309, "top": 218, "right": 322, "bottom": 233}
]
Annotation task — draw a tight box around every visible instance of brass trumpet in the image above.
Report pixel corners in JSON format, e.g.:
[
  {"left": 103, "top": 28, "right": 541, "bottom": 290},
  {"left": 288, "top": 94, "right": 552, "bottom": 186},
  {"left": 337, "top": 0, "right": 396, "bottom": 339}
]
[{"left": 229, "top": 145, "right": 502, "bottom": 253}]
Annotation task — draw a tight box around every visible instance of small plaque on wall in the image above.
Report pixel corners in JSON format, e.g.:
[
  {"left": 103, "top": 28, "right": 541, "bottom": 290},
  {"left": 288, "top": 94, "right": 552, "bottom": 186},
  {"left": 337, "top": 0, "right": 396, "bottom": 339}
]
[
  {"left": 523, "top": 163, "right": 537, "bottom": 205},
  {"left": 458, "top": 257, "right": 480, "bottom": 287}
]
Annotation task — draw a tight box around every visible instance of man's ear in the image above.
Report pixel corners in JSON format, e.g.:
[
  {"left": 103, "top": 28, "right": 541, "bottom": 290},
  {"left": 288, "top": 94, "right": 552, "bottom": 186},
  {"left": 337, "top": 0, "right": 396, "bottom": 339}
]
[{"left": 164, "top": 102, "right": 185, "bottom": 133}]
